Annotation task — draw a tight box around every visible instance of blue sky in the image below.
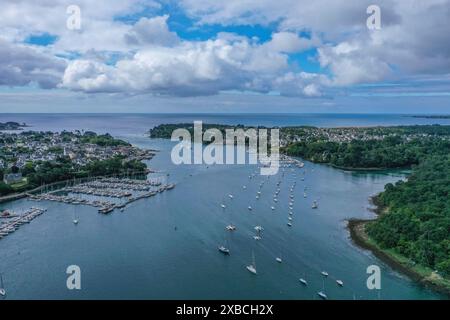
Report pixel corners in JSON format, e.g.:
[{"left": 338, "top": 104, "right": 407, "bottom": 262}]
[{"left": 0, "top": 0, "right": 449, "bottom": 113}]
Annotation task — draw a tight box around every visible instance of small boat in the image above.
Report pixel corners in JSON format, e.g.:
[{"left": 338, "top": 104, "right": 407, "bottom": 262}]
[
  {"left": 304, "top": 193, "right": 307, "bottom": 198},
  {"left": 287, "top": 222, "right": 292, "bottom": 227},
  {"left": 221, "top": 204, "right": 226, "bottom": 209},
  {"left": 317, "top": 291, "right": 328, "bottom": 300},
  {"left": 253, "top": 235, "right": 261, "bottom": 241},
  {"left": 248, "top": 206, "right": 252, "bottom": 211},
  {"left": 336, "top": 280, "right": 344, "bottom": 287},
  {"left": 228, "top": 194, "right": 234, "bottom": 199},
  {"left": 226, "top": 225, "right": 236, "bottom": 231},
  {"left": 312, "top": 201, "right": 318, "bottom": 209},
  {"left": 271, "top": 206, "right": 275, "bottom": 210},
  {"left": 257, "top": 191, "right": 261, "bottom": 195},
  {"left": 246, "top": 252, "right": 257, "bottom": 275},
  {"left": 289, "top": 211, "right": 293, "bottom": 215},
  {"left": 218, "top": 246, "right": 230, "bottom": 255},
  {"left": 299, "top": 278, "right": 308, "bottom": 286},
  {"left": 275, "top": 257, "right": 282, "bottom": 263},
  {"left": 73, "top": 219, "right": 78, "bottom": 225},
  {"left": 254, "top": 226, "right": 264, "bottom": 231},
  {"left": 0, "top": 274, "right": 5, "bottom": 297},
  {"left": 243, "top": 186, "right": 247, "bottom": 189},
  {"left": 321, "top": 271, "right": 329, "bottom": 277},
  {"left": 288, "top": 216, "right": 293, "bottom": 221},
  {"left": 273, "top": 198, "right": 278, "bottom": 203}
]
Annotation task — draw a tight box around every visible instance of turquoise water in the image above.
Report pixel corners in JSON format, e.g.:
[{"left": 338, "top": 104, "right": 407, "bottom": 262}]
[{"left": 0, "top": 114, "right": 448, "bottom": 299}]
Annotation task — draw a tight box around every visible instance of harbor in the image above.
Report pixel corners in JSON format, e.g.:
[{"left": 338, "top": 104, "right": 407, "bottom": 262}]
[
  {"left": 28, "top": 177, "right": 175, "bottom": 214},
  {"left": 0, "top": 207, "right": 46, "bottom": 240}
]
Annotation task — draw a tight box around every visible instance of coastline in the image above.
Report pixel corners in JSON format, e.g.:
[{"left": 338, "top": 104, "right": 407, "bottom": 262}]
[{"left": 348, "top": 208, "right": 450, "bottom": 297}]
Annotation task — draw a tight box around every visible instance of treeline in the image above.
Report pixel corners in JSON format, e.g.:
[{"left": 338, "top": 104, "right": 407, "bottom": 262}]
[
  {"left": 283, "top": 136, "right": 450, "bottom": 169},
  {"left": 0, "top": 156, "right": 146, "bottom": 196},
  {"left": 367, "top": 155, "right": 450, "bottom": 275},
  {"left": 149, "top": 123, "right": 257, "bottom": 139}
]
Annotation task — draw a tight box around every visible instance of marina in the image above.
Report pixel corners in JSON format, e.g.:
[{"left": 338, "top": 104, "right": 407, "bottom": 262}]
[
  {"left": 0, "top": 207, "right": 46, "bottom": 240},
  {"left": 27, "top": 178, "right": 175, "bottom": 214}
]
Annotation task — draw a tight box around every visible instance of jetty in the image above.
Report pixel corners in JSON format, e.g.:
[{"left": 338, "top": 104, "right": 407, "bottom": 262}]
[{"left": 0, "top": 207, "right": 46, "bottom": 240}]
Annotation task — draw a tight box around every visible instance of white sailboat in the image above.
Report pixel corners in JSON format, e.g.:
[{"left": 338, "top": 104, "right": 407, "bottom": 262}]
[
  {"left": 321, "top": 271, "right": 329, "bottom": 277},
  {"left": 246, "top": 251, "right": 257, "bottom": 275},
  {"left": 218, "top": 245, "right": 230, "bottom": 255},
  {"left": 0, "top": 274, "right": 6, "bottom": 297},
  {"left": 299, "top": 278, "right": 308, "bottom": 286},
  {"left": 226, "top": 224, "right": 236, "bottom": 231},
  {"left": 317, "top": 279, "right": 328, "bottom": 299},
  {"left": 336, "top": 279, "right": 344, "bottom": 287},
  {"left": 275, "top": 257, "right": 282, "bottom": 263}
]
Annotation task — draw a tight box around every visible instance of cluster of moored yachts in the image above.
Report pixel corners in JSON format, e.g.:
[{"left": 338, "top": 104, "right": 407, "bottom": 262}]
[
  {"left": 217, "top": 160, "right": 343, "bottom": 300},
  {"left": 28, "top": 178, "right": 175, "bottom": 218},
  {"left": 0, "top": 207, "right": 46, "bottom": 241}
]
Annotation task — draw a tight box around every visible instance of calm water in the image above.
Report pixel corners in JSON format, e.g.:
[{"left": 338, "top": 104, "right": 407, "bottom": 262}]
[{"left": 0, "top": 113, "right": 448, "bottom": 299}]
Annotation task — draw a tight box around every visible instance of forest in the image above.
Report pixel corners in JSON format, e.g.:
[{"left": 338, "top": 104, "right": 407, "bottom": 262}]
[{"left": 367, "top": 155, "right": 450, "bottom": 275}]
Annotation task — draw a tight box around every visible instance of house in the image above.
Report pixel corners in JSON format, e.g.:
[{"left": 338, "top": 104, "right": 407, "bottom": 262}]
[{"left": 3, "top": 173, "right": 23, "bottom": 184}]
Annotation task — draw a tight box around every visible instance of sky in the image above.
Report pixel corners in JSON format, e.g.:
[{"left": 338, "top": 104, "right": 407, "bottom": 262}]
[{"left": 0, "top": 0, "right": 449, "bottom": 113}]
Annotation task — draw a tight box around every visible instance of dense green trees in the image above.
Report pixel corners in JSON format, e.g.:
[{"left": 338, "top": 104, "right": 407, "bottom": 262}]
[
  {"left": 283, "top": 133, "right": 450, "bottom": 169},
  {"left": 26, "top": 156, "right": 147, "bottom": 188},
  {"left": 367, "top": 156, "right": 450, "bottom": 275}
]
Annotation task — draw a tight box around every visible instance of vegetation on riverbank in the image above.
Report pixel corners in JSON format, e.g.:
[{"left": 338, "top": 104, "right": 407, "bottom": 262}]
[
  {"left": 0, "top": 156, "right": 146, "bottom": 197},
  {"left": 282, "top": 125, "right": 450, "bottom": 169},
  {"left": 349, "top": 219, "right": 450, "bottom": 295},
  {"left": 366, "top": 155, "right": 450, "bottom": 276}
]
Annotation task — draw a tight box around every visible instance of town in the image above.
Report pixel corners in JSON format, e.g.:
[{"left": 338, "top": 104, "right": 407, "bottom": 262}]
[{"left": 0, "top": 130, "right": 156, "bottom": 196}]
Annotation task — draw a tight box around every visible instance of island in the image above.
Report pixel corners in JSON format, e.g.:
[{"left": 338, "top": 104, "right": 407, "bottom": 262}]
[
  {"left": 149, "top": 123, "right": 450, "bottom": 294},
  {"left": 0, "top": 121, "right": 28, "bottom": 131}
]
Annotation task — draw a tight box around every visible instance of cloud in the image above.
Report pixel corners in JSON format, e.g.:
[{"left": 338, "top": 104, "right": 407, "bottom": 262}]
[
  {"left": 1, "top": 0, "right": 450, "bottom": 100},
  {"left": 0, "top": 39, "right": 66, "bottom": 88},
  {"left": 62, "top": 35, "right": 326, "bottom": 96},
  {"left": 124, "top": 15, "right": 180, "bottom": 47}
]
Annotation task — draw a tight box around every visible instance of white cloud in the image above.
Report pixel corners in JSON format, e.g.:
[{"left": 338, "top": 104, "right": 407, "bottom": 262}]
[
  {"left": 62, "top": 36, "right": 325, "bottom": 96},
  {"left": 125, "top": 15, "right": 180, "bottom": 47},
  {"left": 0, "top": 39, "right": 66, "bottom": 88}
]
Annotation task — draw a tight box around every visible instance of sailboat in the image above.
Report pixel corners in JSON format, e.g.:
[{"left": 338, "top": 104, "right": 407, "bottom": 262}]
[
  {"left": 336, "top": 279, "right": 344, "bottom": 287},
  {"left": 226, "top": 224, "right": 236, "bottom": 231},
  {"left": 246, "top": 251, "right": 257, "bottom": 275},
  {"left": 72, "top": 206, "right": 78, "bottom": 225},
  {"left": 317, "top": 279, "right": 328, "bottom": 299},
  {"left": 275, "top": 257, "right": 282, "bottom": 263},
  {"left": 0, "top": 274, "right": 6, "bottom": 297},
  {"left": 299, "top": 278, "right": 308, "bottom": 286},
  {"left": 218, "top": 245, "right": 230, "bottom": 255}
]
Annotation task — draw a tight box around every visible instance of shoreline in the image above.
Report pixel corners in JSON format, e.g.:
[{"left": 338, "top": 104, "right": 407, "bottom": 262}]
[{"left": 348, "top": 215, "right": 450, "bottom": 297}]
